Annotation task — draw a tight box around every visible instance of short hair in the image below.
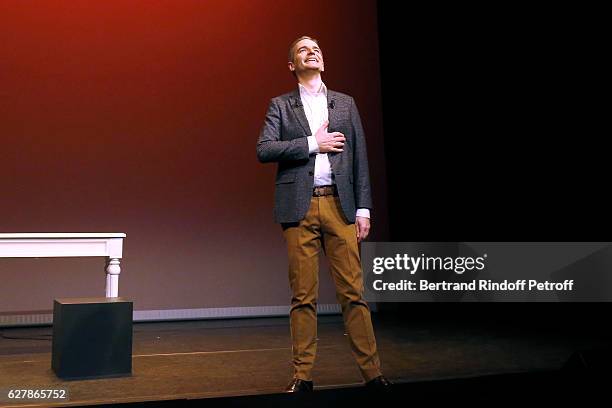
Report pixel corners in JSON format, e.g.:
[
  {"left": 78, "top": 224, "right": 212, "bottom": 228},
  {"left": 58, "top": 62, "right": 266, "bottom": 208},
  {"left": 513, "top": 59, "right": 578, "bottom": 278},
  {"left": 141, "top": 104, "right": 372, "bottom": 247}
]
[{"left": 288, "top": 35, "right": 320, "bottom": 63}]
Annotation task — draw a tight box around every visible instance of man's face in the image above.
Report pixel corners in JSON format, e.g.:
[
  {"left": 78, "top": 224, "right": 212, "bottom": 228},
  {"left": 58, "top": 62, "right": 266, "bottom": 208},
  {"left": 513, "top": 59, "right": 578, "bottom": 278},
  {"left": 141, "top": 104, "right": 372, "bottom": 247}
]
[{"left": 289, "top": 39, "right": 324, "bottom": 75}]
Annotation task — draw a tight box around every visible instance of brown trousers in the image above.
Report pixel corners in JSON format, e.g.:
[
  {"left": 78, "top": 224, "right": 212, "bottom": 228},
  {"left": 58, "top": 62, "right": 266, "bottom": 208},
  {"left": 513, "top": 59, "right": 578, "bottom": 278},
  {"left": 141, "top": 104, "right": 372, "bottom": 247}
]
[{"left": 282, "top": 194, "right": 381, "bottom": 382}]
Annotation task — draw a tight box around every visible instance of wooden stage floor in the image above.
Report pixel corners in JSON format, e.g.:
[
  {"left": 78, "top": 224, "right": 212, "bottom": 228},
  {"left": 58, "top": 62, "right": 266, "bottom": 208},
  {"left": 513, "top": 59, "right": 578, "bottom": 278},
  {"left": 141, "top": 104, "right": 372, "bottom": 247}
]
[{"left": 0, "top": 313, "right": 608, "bottom": 407}]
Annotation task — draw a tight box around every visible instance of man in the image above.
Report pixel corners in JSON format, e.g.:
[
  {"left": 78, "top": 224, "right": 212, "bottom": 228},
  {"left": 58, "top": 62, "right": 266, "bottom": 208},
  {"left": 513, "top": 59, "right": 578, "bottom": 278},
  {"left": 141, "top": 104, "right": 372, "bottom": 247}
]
[{"left": 257, "top": 36, "right": 391, "bottom": 392}]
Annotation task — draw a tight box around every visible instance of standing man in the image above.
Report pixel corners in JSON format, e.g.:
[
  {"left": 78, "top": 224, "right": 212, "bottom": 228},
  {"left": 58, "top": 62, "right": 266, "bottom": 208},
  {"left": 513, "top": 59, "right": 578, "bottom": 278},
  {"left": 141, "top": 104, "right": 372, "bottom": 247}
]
[{"left": 257, "top": 36, "right": 391, "bottom": 393}]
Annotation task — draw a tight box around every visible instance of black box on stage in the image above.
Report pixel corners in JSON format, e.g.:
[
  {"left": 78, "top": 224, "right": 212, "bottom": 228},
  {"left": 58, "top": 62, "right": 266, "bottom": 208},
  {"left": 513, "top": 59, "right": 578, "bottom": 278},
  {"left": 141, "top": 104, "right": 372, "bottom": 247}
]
[{"left": 52, "top": 297, "right": 133, "bottom": 379}]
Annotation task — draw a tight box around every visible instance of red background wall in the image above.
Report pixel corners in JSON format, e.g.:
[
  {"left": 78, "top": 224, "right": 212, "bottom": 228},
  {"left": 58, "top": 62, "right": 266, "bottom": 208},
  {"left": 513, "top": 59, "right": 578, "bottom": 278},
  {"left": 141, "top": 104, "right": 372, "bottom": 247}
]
[{"left": 0, "top": 0, "right": 387, "bottom": 314}]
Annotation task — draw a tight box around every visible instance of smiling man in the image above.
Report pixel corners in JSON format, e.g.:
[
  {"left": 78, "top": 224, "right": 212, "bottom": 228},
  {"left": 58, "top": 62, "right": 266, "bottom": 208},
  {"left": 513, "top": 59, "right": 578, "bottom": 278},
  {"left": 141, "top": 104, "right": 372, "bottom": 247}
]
[{"left": 257, "top": 36, "right": 391, "bottom": 393}]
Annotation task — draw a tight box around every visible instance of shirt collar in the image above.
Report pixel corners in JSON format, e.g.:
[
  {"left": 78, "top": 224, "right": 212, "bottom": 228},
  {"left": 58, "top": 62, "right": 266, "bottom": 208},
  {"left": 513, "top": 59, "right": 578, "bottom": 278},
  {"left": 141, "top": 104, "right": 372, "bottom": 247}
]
[{"left": 298, "top": 81, "right": 327, "bottom": 97}]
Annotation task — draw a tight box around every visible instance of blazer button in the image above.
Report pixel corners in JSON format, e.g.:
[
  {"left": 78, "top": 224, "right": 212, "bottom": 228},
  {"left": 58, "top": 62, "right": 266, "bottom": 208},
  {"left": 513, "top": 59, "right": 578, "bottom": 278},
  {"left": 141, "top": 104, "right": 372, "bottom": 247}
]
[{"left": 308, "top": 171, "right": 314, "bottom": 176}]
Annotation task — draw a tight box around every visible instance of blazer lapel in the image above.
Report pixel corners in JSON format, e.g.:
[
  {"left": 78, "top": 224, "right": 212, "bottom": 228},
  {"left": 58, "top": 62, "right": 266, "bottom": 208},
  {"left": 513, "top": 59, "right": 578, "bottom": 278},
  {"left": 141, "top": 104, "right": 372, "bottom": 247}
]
[
  {"left": 326, "top": 90, "right": 341, "bottom": 166},
  {"left": 290, "top": 88, "right": 312, "bottom": 136}
]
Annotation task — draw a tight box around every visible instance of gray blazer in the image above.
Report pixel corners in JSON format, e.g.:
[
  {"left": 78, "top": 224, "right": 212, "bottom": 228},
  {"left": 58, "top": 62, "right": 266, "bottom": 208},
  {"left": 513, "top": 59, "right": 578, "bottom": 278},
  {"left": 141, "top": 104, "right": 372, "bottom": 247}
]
[{"left": 257, "top": 88, "right": 372, "bottom": 224}]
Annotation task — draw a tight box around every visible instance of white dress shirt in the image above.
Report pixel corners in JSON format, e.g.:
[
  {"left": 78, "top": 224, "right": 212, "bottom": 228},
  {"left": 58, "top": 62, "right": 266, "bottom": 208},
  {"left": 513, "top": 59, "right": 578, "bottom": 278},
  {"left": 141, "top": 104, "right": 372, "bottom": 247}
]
[{"left": 299, "top": 82, "right": 370, "bottom": 219}]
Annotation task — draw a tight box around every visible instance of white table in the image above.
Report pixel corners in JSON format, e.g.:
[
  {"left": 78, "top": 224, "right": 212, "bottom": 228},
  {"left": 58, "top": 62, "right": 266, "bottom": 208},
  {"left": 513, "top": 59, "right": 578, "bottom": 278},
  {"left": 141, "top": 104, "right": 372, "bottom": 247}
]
[{"left": 0, "top": 233, "right": 126, "bottom": 297}]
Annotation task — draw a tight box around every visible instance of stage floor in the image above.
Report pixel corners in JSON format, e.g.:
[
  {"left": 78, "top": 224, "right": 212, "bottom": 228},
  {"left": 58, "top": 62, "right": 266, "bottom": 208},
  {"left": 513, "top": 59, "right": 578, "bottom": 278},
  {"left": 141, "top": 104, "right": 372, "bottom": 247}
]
[{"left": 0, "top": 314, "right": 608, "bottom": 407}]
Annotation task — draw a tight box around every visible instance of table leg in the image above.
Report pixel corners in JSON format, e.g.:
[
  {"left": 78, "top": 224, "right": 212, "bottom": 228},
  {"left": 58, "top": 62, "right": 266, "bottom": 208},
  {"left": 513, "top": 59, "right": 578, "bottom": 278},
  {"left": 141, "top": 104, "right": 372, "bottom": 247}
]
[{"left": 105, "top": 258, "right": 121, "bottom": 297}]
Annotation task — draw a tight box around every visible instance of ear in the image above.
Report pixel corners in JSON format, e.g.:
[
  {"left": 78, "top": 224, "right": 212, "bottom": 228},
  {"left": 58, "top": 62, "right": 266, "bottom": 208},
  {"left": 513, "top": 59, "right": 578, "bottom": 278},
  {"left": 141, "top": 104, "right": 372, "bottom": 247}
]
[
  {"left": 288, "top": 61, "right": 295, "bottom": 72},
  {"left": 321, "top": 63, "right": 324, "bottom": 72}
]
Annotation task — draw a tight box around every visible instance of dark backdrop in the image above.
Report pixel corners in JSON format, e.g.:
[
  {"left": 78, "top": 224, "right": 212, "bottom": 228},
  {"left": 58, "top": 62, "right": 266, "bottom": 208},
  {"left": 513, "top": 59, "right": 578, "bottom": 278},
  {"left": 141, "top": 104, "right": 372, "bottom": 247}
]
[{"left": 377, "top": 2, "right": 611, "bottom": 335}]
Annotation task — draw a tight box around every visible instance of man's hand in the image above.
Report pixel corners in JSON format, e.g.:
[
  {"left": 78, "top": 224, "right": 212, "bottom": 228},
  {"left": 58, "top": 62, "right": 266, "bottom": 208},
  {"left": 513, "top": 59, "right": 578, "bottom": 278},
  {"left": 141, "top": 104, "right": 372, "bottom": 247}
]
[
  {"left": 356, "top": 216, "right": 370, "bottom": 243},
  {"left": 315, "top": 120, "right": 345, "bottom": 153}
]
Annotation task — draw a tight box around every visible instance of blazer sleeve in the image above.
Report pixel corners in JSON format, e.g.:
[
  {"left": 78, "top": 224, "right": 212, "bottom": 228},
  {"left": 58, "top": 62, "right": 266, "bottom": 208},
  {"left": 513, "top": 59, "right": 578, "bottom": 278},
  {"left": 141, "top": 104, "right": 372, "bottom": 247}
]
[
  {"left": 350, "top": 97, "right": 373, "bottom": 209},
  {"left": 257, "top": 98, "right": 309, "bottom": 163}
]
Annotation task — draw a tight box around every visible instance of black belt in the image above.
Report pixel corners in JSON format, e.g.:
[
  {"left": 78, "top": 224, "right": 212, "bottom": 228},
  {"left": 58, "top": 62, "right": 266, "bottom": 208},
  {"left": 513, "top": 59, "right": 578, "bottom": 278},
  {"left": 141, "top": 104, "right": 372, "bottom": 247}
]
[{"left": 313, "top": 185, "right": 337, "bottom": 197}]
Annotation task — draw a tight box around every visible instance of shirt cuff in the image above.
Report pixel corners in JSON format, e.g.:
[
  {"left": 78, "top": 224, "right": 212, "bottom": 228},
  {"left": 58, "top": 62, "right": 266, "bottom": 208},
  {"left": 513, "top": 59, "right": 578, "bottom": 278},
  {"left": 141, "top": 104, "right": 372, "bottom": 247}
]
[
  {"left": 356, "top": 208, "right": 370, "bottom": 219},
  {"left": 307, "top": 136, "right": 319, "bottom": 154}
]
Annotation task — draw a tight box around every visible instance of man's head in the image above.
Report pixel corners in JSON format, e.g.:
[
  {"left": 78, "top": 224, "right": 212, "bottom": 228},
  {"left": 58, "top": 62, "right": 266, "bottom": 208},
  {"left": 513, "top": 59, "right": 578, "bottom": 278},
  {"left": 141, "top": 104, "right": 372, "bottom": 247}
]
[{"left": 288, "top": 36, "right": 324, "bottom": 77}]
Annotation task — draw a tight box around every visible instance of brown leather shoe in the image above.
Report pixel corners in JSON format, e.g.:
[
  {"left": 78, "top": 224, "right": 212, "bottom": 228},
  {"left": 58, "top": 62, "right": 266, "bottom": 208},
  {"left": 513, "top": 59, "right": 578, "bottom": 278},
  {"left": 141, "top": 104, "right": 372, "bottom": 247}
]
[
  {"left": 365, "top": 375, "right": 393, "bottom": 390},
  {"left": 285, "top": 377, "right": 314, "bottom": 392}
]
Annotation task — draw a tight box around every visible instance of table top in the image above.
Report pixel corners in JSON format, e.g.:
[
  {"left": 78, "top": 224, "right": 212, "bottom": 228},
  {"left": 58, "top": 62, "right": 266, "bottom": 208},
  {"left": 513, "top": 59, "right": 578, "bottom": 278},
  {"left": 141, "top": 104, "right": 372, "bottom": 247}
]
[{"left": 0, "top": 233, "right": 126, "bottom": 239}]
